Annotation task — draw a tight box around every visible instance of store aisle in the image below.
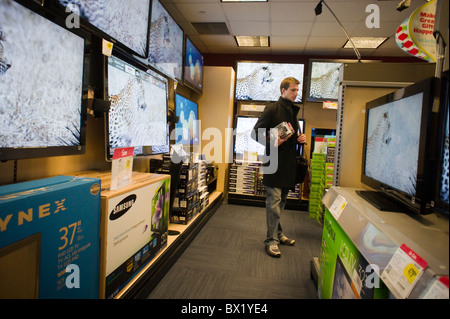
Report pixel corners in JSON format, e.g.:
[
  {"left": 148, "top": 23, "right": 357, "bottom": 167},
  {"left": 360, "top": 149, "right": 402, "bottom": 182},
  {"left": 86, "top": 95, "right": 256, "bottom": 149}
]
[{"left": 147, "top": 203, "right": 323, "bottom": 299}]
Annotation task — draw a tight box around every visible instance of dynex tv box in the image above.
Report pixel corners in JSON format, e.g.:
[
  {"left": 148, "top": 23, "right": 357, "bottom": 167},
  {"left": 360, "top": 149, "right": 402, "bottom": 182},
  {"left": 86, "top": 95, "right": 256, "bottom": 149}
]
[{"left": 0, "top": 176, "right": 101, "bottom": 299}]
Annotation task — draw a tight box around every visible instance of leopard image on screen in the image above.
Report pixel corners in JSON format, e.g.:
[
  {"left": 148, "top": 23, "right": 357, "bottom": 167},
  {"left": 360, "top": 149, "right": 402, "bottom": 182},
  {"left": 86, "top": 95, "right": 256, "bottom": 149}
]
[
  {"left": 365, "top": 93, "right": 423, "bottom": 196},
  {"left": 309, "top": 62, "right": 341, "bottom": 100},
  {"left": 107, "top": 57, "right": 167, "bottom": 154},
  {"left": 236, "top": 62, "right": 304, "bottom": 102},
  {"left": 148, "top": 0, "right": 183, "bottom": 80},
  {"left": 59, "top": 0, "right": 150, "bottom": 57},
  {"left": 0, "top": 0, "right": 84, "bottom": 148}
]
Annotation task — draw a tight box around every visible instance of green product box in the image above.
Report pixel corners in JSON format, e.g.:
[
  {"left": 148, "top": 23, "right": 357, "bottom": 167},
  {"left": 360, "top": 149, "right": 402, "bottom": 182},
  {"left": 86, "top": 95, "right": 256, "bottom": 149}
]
[{"left": 319, "top": 209, "right": 389, "bottom": 299}]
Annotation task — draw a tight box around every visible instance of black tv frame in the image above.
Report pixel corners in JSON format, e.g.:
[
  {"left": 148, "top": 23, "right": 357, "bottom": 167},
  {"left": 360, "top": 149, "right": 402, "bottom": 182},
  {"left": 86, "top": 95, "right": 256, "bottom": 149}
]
[{"left": 359, "top": 77, "right": 441, "bottom": 215}]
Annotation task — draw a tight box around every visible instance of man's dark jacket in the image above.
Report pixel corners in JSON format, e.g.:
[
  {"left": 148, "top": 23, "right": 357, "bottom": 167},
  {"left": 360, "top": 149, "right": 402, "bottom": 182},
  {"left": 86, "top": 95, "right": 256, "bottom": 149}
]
[{"left": 252, "top": 97, "right": 300, "bottom": 189}]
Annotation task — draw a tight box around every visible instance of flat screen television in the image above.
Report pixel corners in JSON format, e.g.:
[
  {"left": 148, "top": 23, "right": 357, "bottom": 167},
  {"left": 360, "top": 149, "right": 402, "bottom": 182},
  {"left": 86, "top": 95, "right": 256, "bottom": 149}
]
[
  {"left": 148, "top": 0, "right": 184, "bottom": 82},
  {"left": 184, "top": 36, "right": 204, "bottom": 93},
  {"left": 174, "top": 94, "right": 199, "bottom": 145},
  {"left": 0, "top": 0, "right": 89, "bottom": 161},
  {"left": 234, "top": 116, "right": 266, "bottom": 157},
  {"left": 307, "top": 61, "right": 342, "bottom": 102},
  {"left": 358, "top": 77, "right": 440, "bottom": 215},
  {"left": 434, "top": 70, "right": 449, "bottom": 217},
  {"left": 105, "top": 54, "right": 169, "bottom": 161},
  {"left": 235, "top": 61, "right": 305, "bottom": 103},
  {"left": 55, "top": 0, "right": 151, "bottom": 58}
]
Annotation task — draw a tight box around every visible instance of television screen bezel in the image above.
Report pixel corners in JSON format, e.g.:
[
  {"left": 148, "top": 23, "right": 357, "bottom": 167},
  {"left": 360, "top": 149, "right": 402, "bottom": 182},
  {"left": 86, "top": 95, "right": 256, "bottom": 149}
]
[
  {"left": 147, "top": 0, "right": 184, "bottom": 82},
  {"left": 0, "top": 0, "right": 90, "bottom": 162},
  {"left": 434, "top": 70, "right": 449, "bottom": 217},
  {"left": 360, "top": 77, "right": 439, "bottom": 214},
  {"left": 234, "top": 60, "right": 305, "bottom": 104},
  {"left": 49, "top": 0, "right": 151, "bottom": 59},
  {"left": 174, "top": 93, "right": 200, "bottom": 146},
  {"left": 183, "top": 36, "right": 204, "bottom": 94},
  {"left": 103, "top": 51, "right": 169, "bottom": 161}
]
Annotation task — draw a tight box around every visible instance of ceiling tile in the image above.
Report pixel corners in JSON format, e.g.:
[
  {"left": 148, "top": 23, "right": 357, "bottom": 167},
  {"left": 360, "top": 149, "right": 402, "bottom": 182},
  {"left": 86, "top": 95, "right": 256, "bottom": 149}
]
[
  {"left": 229, "top": 21, "right": 271, "bottom": 35},
  {"left": 222, "top": 2, "right": 270, "bottom": 21},
  {"left": 271, "top": 21, "right": 313, "bottom": 37}
]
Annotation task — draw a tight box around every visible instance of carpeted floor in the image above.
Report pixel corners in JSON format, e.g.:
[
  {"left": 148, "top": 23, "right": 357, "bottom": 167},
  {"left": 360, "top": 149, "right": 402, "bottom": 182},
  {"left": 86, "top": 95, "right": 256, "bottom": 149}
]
[{"left": 147, "top": 203, "right": 323, "bottom": 299}]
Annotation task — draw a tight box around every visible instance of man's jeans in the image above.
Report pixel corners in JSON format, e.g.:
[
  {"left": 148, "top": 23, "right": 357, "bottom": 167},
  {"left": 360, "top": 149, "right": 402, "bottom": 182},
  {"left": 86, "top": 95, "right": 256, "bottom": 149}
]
[{"left": 265, "top": 186, "right": 289, "bottom": 246}]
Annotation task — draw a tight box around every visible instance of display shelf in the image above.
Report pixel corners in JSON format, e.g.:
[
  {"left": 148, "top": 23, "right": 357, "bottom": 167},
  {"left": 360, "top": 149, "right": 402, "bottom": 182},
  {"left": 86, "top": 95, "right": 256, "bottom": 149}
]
[
  {"left": 322, "top": 186, "right": 449, "bottom": 298},
  {"left": 115, "top": 190, "right": 223, "bottom": 299}
]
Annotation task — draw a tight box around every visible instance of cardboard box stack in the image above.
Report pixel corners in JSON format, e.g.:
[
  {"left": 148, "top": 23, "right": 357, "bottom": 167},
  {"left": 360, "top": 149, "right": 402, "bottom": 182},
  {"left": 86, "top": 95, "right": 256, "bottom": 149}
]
[
  {"left": 196, "top": 157, "right": 209, "bottom": 213},
  {"left": 229, "top": 160, "right": 262, "bottom": 195},
  {"left": 308, "top": 136, "right": 336, "bottom": 224},
  {"left": 172, "top": 162, "right": 199, "bottom": 225}
]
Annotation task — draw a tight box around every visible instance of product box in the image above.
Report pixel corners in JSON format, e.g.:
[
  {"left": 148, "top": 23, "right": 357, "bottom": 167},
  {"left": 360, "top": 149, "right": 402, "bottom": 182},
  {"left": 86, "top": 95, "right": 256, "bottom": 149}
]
[
  {"left": 74, "top": 171, "right": 170, "bottom": 299},
  {"left": 171, "top": 204, "right": 198, "bottom": 225},
  {"left": 173, "top": 191, "right": 199, "bottom": 211},
  {"left": 272, "top": 121, "right": 295, "bottom": 139},
  {"left": 179, "top": 163, "right": 198, "bottom": 183},
  {"left": 0, "top": 176, "right": 101, "bottom": 299},
  {"left": 319, "top": 209, "right": 389, "bottom": 299}
]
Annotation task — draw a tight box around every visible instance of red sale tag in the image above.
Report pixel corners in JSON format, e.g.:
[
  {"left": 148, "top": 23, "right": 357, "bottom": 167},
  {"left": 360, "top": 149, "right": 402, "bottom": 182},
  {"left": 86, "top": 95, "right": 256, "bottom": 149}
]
[{"left": 112, "top": 147, "right": 134, "bottom": 160}]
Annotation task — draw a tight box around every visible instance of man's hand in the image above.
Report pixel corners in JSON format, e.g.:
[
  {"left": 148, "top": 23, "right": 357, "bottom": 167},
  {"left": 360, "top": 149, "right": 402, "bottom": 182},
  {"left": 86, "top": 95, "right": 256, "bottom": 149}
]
[{"left": 297, "top": 133, "right": 307, "bottom": 144}]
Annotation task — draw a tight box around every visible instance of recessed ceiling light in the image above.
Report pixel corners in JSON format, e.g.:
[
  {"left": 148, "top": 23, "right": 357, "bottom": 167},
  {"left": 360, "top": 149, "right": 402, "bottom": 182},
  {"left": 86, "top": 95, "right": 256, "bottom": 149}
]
[
  {"left": 343, "top": 37, "right": 388, "bottom": 49},
  {"left": 235, "top": 36, "right": 270, "bottom": 47}
]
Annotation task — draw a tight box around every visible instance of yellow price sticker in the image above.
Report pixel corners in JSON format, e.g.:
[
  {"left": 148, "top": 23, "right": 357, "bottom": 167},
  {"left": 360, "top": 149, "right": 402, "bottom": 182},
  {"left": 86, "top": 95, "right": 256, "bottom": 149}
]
[{"left": 404, "top": 263, "right": 419, "bottom": 284}]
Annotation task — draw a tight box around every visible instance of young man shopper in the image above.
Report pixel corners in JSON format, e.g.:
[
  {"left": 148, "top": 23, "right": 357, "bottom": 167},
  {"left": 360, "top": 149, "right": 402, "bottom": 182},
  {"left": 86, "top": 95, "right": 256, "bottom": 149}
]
[{"left": 252, "top": 77, "right": 307, "bottom": 257}]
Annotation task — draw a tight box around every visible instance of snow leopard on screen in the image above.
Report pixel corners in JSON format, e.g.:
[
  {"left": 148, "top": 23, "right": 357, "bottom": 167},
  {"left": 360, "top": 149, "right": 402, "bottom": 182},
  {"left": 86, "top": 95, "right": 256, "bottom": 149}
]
[
  {"left": 0, "top": 24, "right": 11, "bottom": 75},
  {"left": 236, "top": 66, "right": 274, "bottom": 100},
  {"left": 149, "top": 13, "right": 171, "bottom": 64},
  {"left": 108, "top": 76, "right": 147, "bottom": 148},
  {"left": 310, "top": 65, "right": 339, "bottom": 99},
  {"left": 59, "top": 0, "right": 107, "bottom": 30}
]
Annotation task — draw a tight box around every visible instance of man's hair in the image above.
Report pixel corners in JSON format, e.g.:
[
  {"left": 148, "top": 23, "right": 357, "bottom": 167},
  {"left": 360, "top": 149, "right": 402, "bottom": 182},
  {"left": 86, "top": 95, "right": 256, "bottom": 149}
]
[{"left": 280, "top": 77, "right": 300, "bottom": 93}]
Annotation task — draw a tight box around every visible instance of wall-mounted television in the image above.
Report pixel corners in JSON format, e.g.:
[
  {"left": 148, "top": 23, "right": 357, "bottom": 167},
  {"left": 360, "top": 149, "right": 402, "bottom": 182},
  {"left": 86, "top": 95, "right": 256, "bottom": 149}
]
[
  {"left": 358, "top": 77, "right": 440, "bottom": 215},
  {"left": 56, "top": 0, "right": 151, "bottom": 58},
  {"left": 105, "top": 54, "right": 169, "bottom": 161},
  {"left": 0, "top": 0, "right": 89, "bottom": 161},
  {"left": 235, "top": 61, "right": 305, "bottom": 103},
  {"left": 434, "top": 70, "right": 449, "bottom": 218},
  {"left": 184, "top": 36, "right": 204, "bottom": 93},
  {"left": 234, "top": 116, "right": 266, "bottom": 157},
  {"left": 174, "top": 94, "right": 199, "bottom": 145},
  {"left": 148, "top": 0, "right": 184, "bottom": 82},
  {"left": 307, "top": 61, "right": 342, "bottom": 102}
]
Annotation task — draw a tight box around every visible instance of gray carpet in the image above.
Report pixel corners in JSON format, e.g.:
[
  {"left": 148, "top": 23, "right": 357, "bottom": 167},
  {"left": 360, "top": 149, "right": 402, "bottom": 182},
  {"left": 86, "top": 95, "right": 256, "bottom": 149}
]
[{"left": 147, "top": 203, "right": 323, "bottom": 299}]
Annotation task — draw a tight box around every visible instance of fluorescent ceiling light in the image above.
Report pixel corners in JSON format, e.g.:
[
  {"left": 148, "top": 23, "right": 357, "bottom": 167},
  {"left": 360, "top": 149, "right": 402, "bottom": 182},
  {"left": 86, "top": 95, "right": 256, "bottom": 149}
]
[
  {"left": 235, "top": 36, "right": 269, "bottom": 47},
  {"left": 221, "top": 0, "right": 268, "bottom": 2},
  {"left": 343, "top": 37, "right": 388, "bottom": 49}
]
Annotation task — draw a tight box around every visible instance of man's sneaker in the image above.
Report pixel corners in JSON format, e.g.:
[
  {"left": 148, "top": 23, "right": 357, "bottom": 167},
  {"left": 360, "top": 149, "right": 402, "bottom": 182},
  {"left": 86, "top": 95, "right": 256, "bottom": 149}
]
[
  {"left": 266, "top": 244, "right": 281, "bottom": 258},
  {"left": 279, "top": 235, "right": 295, "bottom": 246}
]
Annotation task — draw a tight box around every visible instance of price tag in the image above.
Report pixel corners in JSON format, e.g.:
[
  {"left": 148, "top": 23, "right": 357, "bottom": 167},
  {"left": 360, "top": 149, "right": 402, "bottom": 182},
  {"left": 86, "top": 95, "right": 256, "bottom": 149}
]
[
  {"left": 329, "top": 194, "right": 347, "bottom": 220},
  {"left": 110, "top": 147, "right": 134, "bottom": 191},
  {"left": 380, "top": 244, "right": 428, "bottom": 299},
  {"left": 102, "top": 39, "right": 113, "bottom": 56},
  {"left": 422, "top": 276, "right": 449, "bottom": 299}
]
